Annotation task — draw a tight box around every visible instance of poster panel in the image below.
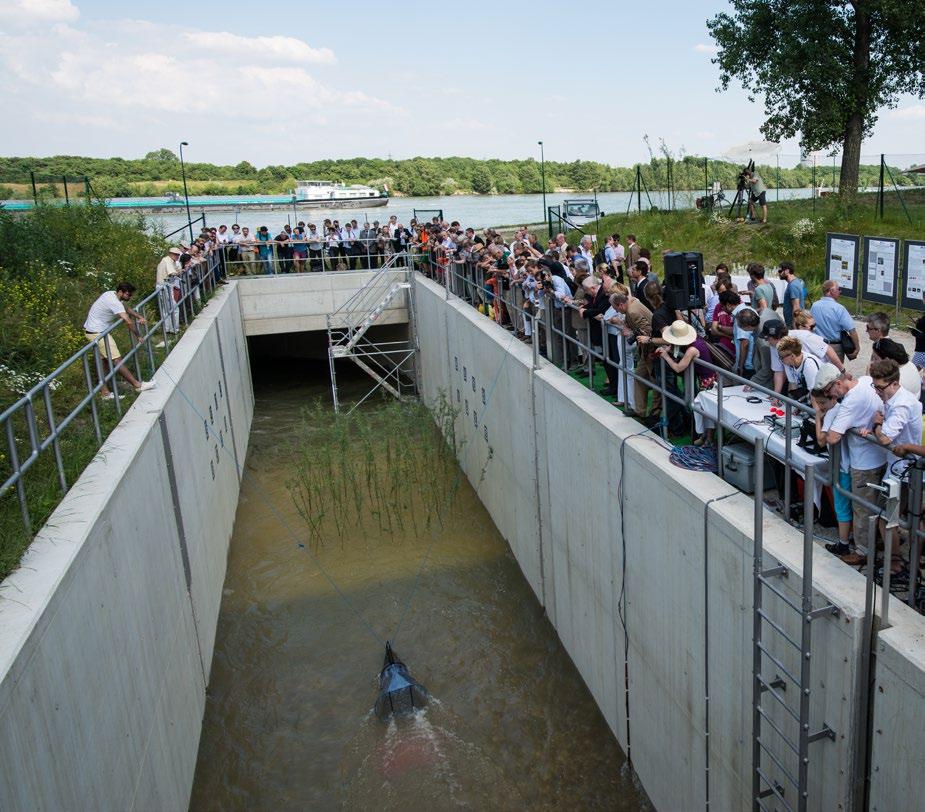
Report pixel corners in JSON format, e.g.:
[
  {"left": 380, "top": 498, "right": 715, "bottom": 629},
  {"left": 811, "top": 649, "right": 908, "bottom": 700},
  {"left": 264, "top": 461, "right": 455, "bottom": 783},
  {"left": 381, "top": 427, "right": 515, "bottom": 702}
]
[
  {"left": 825, "top": 233, "right": 859, "bottom": 296},
  {"left": 901, "top": 240, "right": 925, "bottom": 312},
  {"left": 862, "top": 235, "right": 899, "bottom": 306}
]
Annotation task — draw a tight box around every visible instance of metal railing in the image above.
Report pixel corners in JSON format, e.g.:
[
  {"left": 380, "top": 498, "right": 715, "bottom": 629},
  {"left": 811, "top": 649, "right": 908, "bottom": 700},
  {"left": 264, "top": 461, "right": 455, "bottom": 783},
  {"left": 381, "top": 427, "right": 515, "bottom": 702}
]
[
  {"left": 214, "top": 238, "right": 413, "bottom": 277},
  {"left": 423, "top": 249, "right": 925, "bottom": 617},
  {"left": 418, "top": 247, "right": 924, "bottom": 808},
  {"left": 1, "top": 250, "right": 227, "bottom": 537}
]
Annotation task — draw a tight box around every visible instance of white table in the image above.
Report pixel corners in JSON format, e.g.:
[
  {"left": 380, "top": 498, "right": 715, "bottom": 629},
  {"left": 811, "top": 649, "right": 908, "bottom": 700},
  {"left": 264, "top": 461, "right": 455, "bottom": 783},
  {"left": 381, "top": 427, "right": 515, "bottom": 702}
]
[{"left": 693, "top": 385, "right": 829, "bottom": 501}]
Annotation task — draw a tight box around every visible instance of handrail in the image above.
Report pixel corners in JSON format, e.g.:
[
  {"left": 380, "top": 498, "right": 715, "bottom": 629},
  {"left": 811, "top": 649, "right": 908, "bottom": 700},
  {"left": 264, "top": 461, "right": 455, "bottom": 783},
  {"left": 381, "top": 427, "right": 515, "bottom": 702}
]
[
  {"left": 429, "top": 252, "right": 925, "bottom": 606},
  {"left": 1, "top": 250, "right": 227, "bottom": 537},
  {"left": 328, "top": 251, "right": 410, "bottom": 320}
]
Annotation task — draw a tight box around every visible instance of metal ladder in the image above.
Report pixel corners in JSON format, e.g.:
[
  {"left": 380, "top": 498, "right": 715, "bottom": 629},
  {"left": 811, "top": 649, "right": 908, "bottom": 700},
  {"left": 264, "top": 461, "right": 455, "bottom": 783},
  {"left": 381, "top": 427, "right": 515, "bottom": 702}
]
[
  {"left": 326, "top": 254, "right": 418, "bottom": 413},
  {"left": 751, "top": 445, "right": 839, "bottom": 811}
]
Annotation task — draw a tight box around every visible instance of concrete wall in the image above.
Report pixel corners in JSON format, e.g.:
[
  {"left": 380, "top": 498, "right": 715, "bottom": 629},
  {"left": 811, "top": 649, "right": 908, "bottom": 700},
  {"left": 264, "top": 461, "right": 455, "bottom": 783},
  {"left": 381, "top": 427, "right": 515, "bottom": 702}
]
[
  {"left": 414, "top": 272, "right": 924, "bottom": 812},
  {"left": 237, "top": 270, "right": 408, "bottom": 336},
  {"left": 0, "top": 284, "right": 252, "bottom": 811}
]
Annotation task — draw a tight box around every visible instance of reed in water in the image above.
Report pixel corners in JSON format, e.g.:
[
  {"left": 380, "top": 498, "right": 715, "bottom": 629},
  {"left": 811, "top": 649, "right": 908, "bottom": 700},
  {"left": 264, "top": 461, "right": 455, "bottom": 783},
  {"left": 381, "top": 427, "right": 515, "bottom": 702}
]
[{"left": 287, "top": 394, "right": 459, "bottom": 547}]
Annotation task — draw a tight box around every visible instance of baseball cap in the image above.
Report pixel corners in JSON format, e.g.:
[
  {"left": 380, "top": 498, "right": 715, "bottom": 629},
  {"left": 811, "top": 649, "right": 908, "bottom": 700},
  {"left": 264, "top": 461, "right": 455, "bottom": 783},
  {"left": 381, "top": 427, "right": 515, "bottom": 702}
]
[
  {"left": 811, "top": 363, "right": 842, "bottom": 393},
  {"left": 759, "top": 319, "right": 787, "bottom": 339}
]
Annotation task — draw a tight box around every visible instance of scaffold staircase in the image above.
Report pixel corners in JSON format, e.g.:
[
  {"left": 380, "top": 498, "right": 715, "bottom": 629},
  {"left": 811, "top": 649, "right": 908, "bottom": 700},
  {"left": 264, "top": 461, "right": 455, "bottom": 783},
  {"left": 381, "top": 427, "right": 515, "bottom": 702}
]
[
  {"left": 751, "top": 455, "right": 838, "bottom": 812},
  {"left": 326, "top": 254, "right": 418, "bottom": 413}
]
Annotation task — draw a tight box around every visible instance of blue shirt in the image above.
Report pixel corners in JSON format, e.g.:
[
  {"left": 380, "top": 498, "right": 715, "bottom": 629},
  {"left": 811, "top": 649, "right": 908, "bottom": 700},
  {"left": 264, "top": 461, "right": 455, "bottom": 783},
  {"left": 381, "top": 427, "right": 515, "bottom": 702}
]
[
  {"left": 732, "top": 303, "right": 756, "bottom": 370},
  {"left": 783, "top": 278, "right": 807, "bottom": 327},
  {"left": 810, "top": 295, "right": 854, "bottom": 341}
]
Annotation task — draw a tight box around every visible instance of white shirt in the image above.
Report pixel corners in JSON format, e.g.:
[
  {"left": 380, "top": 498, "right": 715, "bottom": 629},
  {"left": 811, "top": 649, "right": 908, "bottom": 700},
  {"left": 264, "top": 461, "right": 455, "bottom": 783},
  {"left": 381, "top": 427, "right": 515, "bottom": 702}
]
[
  {"left": 899, "top": 361, "right": 921, "bottom": 397},
  {"left": 823, "top": 406, "right": 850, "bottom": 472},
  {"left": 217, "top": 231, "right": 229, "bottom": 244},
  {"left": 84, "top": 291, "right": 126, "bottom": 333},
  {"left": 603, "top": 305, "right": 624, "bottom": 336},
  {"left": 550, "top": 275, "right": 571, "bottom": 307},
  {"left": 880, "top": 385, "right": 923, "bottom": 468},
  {"left": 782, "top": 354, "right": 821, "bottom": 389},
  {"left": 769, "top": 329, "right": 829, "bottom": 372},
  {"left": 829, "top": 376, "right": 886, "bottom": 470},
  {"left": 229, "top": 231, "right": 243, "bottom": 244}
]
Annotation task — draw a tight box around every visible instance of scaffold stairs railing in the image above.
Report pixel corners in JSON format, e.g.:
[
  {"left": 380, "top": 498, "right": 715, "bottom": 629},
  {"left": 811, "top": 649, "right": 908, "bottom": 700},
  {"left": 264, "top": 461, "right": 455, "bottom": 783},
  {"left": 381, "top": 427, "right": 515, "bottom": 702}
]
[
  {"left": 751, "top": 452, "right": 839, "bottom": 812},
  {"left": 330, "top": 280, "right": 411, "bottom": 356},
  {"left": 325, "top": 263, "right": 418, "bottom": 414}
]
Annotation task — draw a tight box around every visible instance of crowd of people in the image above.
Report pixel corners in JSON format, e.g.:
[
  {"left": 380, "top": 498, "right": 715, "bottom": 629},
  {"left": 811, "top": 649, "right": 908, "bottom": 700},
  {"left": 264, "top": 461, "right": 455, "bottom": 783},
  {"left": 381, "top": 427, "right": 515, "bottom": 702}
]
[
  {"left": 124, "top": 214, "right": 925, "bottom": 607},
  {"left": 161, "top": 215, "right": 424, "bottom": 276},
  {"left": 409, "top": 217, "right": 925, "bottom": 606}
]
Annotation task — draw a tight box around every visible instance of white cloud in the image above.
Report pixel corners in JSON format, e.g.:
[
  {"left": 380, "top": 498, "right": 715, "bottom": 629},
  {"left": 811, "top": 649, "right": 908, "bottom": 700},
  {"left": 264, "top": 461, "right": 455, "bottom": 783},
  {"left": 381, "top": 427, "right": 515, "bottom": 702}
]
[
  {"left": 0, "top": 15, "right": 399, "bottom": 126},
  {"left": 184, "top": 31, "right": 335, "bottom": 65},
  {"left": 889, "top": 105, "right": 925, "bottom": 120},
  {"left": 693, "top": 43, "right": 719, "bottom": 54},
  {"left": 0, "top": 0, "right": 78, "bottom": 27}
]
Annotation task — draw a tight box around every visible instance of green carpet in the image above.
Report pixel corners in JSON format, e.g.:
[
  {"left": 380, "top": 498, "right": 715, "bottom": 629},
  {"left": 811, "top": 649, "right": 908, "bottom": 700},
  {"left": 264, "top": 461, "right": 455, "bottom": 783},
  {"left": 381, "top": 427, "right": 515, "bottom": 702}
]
[{"left": 564, "top": 361, "right": 692, "bottom": 447}]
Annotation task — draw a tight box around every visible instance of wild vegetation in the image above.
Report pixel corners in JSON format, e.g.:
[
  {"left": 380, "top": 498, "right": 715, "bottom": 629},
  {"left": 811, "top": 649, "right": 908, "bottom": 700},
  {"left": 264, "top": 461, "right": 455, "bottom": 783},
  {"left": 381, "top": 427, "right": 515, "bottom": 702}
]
[
  {"left": 1, "top": 151, "right": 923, "bottom": 201},
  {"left": 580, "top": 193, "right": 925, "bottom": 304},
  {"left": 287, "top": 397, "right": 460, "bottom": 549},
  {"left": 0, "top": 203, "right": 195, "bottom": 580}
]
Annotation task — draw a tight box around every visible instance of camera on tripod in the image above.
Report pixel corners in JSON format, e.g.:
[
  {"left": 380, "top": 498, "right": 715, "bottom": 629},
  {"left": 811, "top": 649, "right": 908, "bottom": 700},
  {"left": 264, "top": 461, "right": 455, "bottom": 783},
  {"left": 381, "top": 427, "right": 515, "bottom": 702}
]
[{"left": 736, "top": 159, "right": 755, "bottom": 192}]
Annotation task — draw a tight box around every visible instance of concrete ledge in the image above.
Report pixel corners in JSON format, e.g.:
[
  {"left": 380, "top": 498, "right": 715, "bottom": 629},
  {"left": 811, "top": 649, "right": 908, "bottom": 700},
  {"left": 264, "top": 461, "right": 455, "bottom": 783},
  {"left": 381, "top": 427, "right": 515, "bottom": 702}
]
[
  {"left": 413, "top": 271, "right": 925, "bottom": 812},
  {"left": 0, "top": 286, "right": 252, "bottom": 811},
  {"left": 237, "top": 271, "right": 409, "bottom": 336}
]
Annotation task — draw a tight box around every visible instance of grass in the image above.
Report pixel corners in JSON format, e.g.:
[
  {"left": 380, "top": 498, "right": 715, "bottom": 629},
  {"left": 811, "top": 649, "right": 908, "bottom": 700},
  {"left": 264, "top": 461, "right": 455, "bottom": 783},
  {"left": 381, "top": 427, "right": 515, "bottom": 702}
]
[
  {"left": 571, "top": 193, "right": 925, "bottom": 304},
  {"left": 0, "top": 291, "right": 218, "bottom": 580}
]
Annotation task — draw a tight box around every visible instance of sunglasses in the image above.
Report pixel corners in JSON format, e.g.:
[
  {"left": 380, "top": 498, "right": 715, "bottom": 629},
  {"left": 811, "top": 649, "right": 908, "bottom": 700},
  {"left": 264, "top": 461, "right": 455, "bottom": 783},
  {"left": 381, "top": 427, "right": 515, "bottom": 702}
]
[{"left": 871, "top": 381, "right": 895, "bottom": 392}]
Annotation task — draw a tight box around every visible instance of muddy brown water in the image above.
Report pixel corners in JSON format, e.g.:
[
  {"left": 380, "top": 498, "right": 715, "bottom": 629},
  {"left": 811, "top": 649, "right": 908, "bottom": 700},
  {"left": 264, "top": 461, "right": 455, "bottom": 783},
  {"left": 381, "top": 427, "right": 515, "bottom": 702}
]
[{"left": 189, "top": 362, "right": 650, "bottom": 810}]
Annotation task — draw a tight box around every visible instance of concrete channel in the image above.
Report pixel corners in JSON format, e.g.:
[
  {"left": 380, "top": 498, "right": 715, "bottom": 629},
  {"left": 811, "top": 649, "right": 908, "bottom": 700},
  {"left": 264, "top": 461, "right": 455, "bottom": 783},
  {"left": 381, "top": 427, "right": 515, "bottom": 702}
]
[{"left": 0, "top": 272, "right": 922, "bottom": 810}]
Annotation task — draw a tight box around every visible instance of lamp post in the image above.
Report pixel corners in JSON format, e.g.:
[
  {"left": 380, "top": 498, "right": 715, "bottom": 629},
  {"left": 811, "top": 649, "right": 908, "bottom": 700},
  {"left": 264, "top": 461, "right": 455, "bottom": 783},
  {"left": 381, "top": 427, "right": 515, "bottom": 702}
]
[
  {"left": 538, "top": 140, "right": 547, "bottom": 224},
  {"left": 179, "top": 141, "right": 193, "bottom": 242}
]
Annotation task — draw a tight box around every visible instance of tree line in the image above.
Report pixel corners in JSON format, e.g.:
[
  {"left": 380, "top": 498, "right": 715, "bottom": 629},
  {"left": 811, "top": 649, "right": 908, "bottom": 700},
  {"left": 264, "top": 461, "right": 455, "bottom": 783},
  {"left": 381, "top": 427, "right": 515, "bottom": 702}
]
[{"left": 1, "top": 152, "right": 922, "bottom": 199}]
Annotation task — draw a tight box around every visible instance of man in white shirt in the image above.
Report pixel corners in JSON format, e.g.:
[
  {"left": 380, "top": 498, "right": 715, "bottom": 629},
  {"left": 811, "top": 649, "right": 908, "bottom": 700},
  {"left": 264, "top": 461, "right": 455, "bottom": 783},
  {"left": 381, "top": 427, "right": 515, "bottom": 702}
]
[
  {"left": 578, "top": 235, "right": 596, "bottom": 274},
  {"left": 607, "top": 233, "right": 626, "bottom": 280},
  {"left": 154, "top": 246, "right": 181, "bottom": 337},
  {"left": 228, "top": 224, "right": 243, "bottom": 272},
  {"left": 862, "top": 358, "right": 923, "bottom": 581},
  {"left": 760, "top": 319, "right": 845, "bottom": 394},
  {"left": 814, "top": 363, "right": 885, "bottom": 564},
  {"left": 83, "top": 282, "right": 156, "bottom": 399}
]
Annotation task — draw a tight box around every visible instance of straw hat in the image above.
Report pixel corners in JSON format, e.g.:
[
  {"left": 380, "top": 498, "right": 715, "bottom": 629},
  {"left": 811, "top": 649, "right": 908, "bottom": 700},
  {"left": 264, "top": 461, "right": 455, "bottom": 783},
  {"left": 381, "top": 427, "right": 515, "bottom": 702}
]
[{"left": 662, "top": 319, "right": 697, "bottom": 346}]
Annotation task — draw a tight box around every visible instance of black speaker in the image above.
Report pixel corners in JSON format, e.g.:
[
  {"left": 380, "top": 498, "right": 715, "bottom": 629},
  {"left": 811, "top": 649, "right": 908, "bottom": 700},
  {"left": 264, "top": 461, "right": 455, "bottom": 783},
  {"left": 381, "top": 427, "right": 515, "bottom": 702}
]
[{"left": 664, "top": 251, "right": 705, "bottom": 311}]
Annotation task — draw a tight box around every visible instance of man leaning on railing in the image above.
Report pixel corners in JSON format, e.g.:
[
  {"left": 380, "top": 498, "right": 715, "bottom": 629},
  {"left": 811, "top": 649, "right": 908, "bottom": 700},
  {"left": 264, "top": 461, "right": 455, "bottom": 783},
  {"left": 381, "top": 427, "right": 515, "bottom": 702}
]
[{"left": 83, "top": 282, "right": 157, "bottom": 400}]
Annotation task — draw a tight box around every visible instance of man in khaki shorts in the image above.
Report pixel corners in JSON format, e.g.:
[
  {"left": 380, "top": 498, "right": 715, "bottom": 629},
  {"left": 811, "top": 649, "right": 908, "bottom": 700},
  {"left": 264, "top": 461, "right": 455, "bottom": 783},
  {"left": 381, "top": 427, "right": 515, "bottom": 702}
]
[{"left": 83, "top": 282, "right": 156, "bottom": 399}]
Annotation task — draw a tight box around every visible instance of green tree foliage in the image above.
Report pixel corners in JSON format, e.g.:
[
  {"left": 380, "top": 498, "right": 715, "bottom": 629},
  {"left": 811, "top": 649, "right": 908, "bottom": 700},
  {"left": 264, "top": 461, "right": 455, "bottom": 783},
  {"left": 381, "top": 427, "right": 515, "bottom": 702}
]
[
  {"left": 144, "top": 148, "right": 179, "bottom": 162},
  {"left": 707, "top": 0, "right": 925, "bottom": 195},
  {"left": 1, "top": 153, "right": 924, "bottom": 198}
]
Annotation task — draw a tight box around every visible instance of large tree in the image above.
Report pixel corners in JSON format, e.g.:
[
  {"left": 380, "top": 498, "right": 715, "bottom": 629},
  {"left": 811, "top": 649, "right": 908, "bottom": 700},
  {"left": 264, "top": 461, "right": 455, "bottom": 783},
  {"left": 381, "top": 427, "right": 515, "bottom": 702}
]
[{"left": 707, "top": 0, "right": 925, "bottom": 194}]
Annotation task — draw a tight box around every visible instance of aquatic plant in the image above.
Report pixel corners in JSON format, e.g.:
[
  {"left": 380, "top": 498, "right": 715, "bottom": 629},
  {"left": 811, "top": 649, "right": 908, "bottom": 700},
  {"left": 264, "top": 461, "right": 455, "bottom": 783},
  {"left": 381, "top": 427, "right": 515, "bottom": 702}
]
[{"left": 287, "top": 394, "right": 460, "bottom": 548}]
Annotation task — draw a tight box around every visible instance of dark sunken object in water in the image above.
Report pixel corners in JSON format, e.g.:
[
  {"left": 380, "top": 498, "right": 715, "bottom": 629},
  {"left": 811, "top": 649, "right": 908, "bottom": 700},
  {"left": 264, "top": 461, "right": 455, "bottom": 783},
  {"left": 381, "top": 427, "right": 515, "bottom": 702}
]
[{"left": 375, "top": 643, "right": 428, "bottom": 720}]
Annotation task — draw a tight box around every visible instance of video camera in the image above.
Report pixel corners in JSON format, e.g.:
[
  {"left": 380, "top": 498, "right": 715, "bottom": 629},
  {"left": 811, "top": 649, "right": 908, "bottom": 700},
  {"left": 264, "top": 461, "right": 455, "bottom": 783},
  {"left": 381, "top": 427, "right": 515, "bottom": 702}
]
[{"left": 736, "top": 159, "right": 756, "bottom": 192}]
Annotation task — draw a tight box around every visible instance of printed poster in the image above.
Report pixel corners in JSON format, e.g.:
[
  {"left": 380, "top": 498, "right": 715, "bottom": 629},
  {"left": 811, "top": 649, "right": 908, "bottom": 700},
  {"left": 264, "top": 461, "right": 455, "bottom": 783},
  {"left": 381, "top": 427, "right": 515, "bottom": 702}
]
[
  {"left": 827, "top": 235, "right": 857, "bottom": 292},
  {"left": 865, "top": 238, "right": 897, "bottom": 298},
  {"left": 905, "top": 242, "right": 925, "bottom": 303}
]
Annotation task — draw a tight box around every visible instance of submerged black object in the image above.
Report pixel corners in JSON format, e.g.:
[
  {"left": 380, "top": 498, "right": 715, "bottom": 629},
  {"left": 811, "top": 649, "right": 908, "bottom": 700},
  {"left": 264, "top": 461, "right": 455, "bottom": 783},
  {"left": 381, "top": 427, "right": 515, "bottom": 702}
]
[{"left": 375, "top": 642, "right": 428, "bottom": 719}]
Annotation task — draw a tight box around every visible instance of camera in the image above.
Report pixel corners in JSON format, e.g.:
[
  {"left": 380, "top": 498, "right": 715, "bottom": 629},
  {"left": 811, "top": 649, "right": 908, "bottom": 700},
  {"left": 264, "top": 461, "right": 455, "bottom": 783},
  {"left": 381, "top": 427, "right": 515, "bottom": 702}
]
[{"left": 737, "top": 159, "right": 755, "bottom": 192}]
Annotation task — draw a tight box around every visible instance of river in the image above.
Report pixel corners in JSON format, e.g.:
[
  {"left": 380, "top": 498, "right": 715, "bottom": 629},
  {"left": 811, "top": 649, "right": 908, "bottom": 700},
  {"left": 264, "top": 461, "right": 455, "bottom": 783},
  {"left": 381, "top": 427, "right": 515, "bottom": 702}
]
[
  {"left": 189, "top": 360, "right": 650, "bottom": 810},
  {"left": 138, "top": 188, "right": 816, "bottom": 237}
]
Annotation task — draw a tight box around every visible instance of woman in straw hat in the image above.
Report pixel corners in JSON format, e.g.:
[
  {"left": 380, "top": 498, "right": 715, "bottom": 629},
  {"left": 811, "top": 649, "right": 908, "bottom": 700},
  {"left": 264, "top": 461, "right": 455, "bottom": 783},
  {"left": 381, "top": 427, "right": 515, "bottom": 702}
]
[{"left": 655, "top": 319, "right": 716, "bottom": 442}]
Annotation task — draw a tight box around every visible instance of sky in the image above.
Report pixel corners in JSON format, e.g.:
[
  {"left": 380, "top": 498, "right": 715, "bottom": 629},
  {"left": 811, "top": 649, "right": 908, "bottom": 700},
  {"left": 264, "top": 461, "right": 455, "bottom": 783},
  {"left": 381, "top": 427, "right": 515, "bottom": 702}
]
[{"left": 0, "top": 0, "right": 923, "bottom": 169}]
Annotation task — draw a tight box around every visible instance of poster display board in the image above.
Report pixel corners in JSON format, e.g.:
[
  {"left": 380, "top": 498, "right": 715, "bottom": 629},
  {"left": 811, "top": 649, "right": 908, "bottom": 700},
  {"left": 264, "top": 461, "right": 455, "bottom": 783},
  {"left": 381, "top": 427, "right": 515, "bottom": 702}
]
[
  {"left": 825, "top": 233, "right": 859, "bottom": 296},
  {"left": 862, "top": 235, "right": 900, "bottom": 306},
  {"left": 901, "top": 240, "right": 925, "bottom": 312}
]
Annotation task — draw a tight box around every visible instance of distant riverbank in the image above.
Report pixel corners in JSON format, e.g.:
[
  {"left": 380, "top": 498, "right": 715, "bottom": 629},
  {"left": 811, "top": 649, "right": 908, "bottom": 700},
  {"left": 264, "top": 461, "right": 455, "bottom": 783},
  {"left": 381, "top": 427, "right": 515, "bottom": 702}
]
[{"left": 126, "top": 188, "right": 819, "bottom": 235}]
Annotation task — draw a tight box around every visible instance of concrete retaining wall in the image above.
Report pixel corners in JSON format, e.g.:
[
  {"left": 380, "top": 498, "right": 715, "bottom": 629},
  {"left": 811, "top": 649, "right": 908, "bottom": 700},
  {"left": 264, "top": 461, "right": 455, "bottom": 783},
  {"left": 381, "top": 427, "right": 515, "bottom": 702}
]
[
  {"left": 414, "top": 273, "right": 924, "bottom": 811},
  {"left": 237, "top": 270, "right": 408, "bottom": 336},
  {"left": 0, "top": 284, "right": 252, "bottom": 811}
]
